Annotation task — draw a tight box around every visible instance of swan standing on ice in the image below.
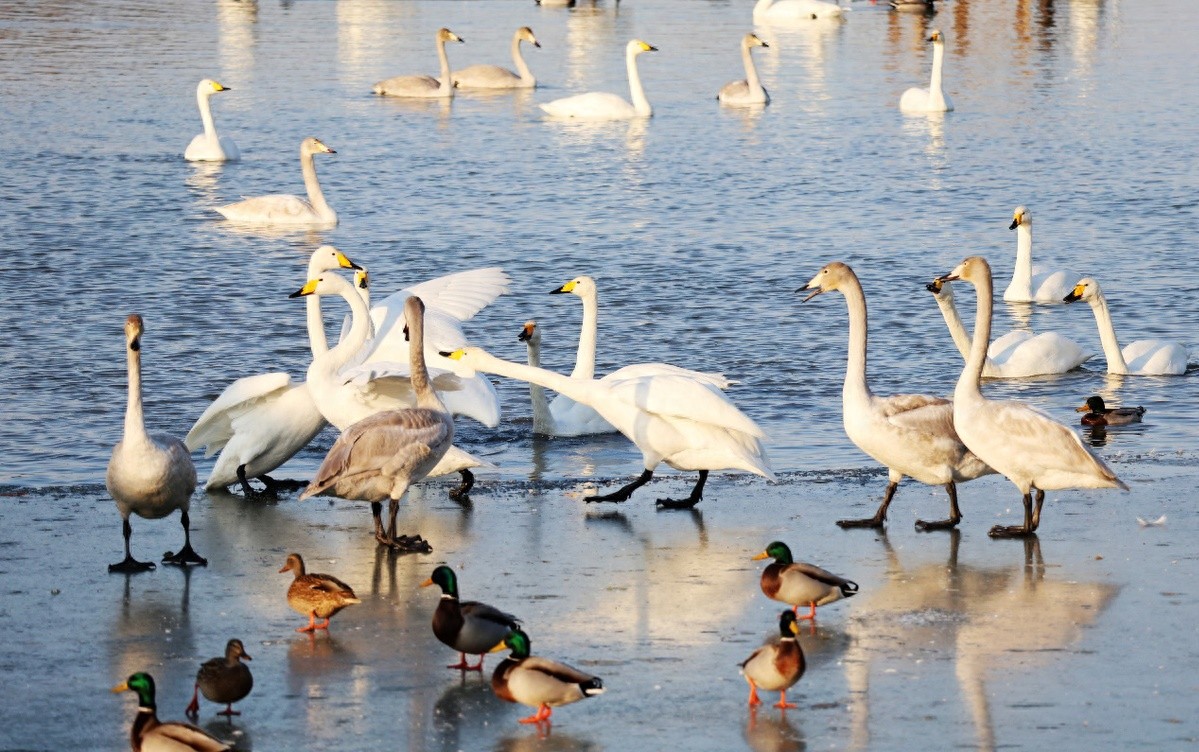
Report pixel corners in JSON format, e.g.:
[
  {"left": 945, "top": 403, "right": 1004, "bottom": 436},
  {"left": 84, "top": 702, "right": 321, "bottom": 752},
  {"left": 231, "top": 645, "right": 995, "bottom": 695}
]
[
  {"left": 802, "top": 263, "right": 993, "bottom": 530},
  {"left": 753, "top": 0, "right": 844, "bottom": 23},
  {"left": 926, "top": 278, "right": 1092, "bottom": 378},
  {"left": 718, "top": 33, "right": 770, "bottom": 106},
  {"left": 453, "top": 27, "right": 540, "bottom": 90},
  {"left": 185, "top": 247, "right": 363, "bottom": 495},
  {"left": 215, "top": 137, "right": 337, "bottom": 226},
  {"left": 899, "top": 30, "right": 953, "bottom": 113},
  {"left": 107, "top": 315, "right": 205, "bottom": 572},
  {"left": 1003, "top": 206, "right": 1075, "bottom": 303},
  {"left": 374, "top": 28, "right": 464, "bottom": 98},
  {"left": 1063, "top": 277, "right": 1189, "bottom": 375},
  {"left": 936, "top": 256, "right": 1126, "bottom": 538},
  {"left": 301, "top": 297, "right": 453, "bottom": 551},
  {"left": 443, "top": 346, "right": 773, "bottom": 508},
  {"left": 540, "top": 40, "right": 658, "bottom": 121},
  {"left": 185, "top": 79, "right": 239, "bottom": 162}
]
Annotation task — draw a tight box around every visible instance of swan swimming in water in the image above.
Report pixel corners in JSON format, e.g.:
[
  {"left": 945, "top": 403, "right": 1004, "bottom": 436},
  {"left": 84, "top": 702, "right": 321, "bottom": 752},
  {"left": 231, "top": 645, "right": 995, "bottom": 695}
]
[
  {"left": 185, "top": 79, "right": 239, "bottom": 162},
  {"left": 899, "top": 30, "right": 953, "bottom": 113},
  {"left": 540, "top": 40, "right": 658, "bottom": 121},
  {"left": 215, "top": 137, "right": 337, "bottom": 226},
  {"left": 718, "top": 33, "right": 770, "bottom": 106},
  {"left": 753, "top": 0, "right": 844, "bottom": 23},
  {"left": 937, "top": 256, "right": 1126, "bottom": 538},
  {"left": 1063, "top": 277, "right": 1189, "bottom": 375},
  {"left": 1003, "top": 206, "right": 1075, "bottom": 303},
  {"left": 452, "top": 27, "right": 540, "bottom": 90},
  {"left": 374, "top": 28, "right": 464, "bottom": 99}
]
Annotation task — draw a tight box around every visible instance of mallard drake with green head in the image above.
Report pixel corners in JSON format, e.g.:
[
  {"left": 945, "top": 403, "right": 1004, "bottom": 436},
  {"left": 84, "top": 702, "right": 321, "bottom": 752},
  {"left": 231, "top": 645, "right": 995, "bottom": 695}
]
[
  {"left": 1077, "top": 396, "right": 1145, "bottom": 426},
  {"left": 185, "top": 638, "right": 253, "bottom": 718},
  {"left": 490, "top": 629, "right": 604, "bottom": 725},
  {"left": 741, "top": 611, "right": 806, "bottom": 709},
  {"left": 279, "top": 552, "right": 361, "bottom": 633},
  {"left": 112, "top": 672, "right": 231, "bottom": 751},
  {"left": 753, "top": 541, "right": 858, "bottom": 620},
  {"left": 421, "top": 565, "right": 520, "bottom": 671}
]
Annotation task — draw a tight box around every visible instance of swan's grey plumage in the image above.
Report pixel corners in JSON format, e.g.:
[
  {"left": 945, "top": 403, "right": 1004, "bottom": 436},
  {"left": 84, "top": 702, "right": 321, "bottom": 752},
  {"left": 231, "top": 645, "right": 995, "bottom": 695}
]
[
  {"left": 717, "top": 33, "right": 769, "bottom": 106},
  {"left": 374, "top": 28, "right": 463, "bottom": 98},
  {"left": 452, "top": 27, "right": 540, "bottom": 89}
]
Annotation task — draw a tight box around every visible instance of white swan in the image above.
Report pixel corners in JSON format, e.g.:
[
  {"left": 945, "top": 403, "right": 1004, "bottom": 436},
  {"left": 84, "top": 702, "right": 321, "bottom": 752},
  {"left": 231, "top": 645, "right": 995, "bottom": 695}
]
[
  {"left": 215, "top": 137, "right": 337, "bottom": 226},
  {"left": 302, "top": 297, "right": 453, "bottom": 551},
  {"left": 926, "top": 277, "right": 1092, "bottom": 378},
  {"left": 718, "top": 33, "right": 770, "bottom": 106},
  {"left": 937, "top": 256, "right": 1126, "bottom": 537},
  {"left": 1003, "top": 206, "right": 1075, "bottom": 303},
  {"left": 107, "top": 314, "right": 204, "bottom": 572},
  {"left": 519, "top": 321, "right": 614, "bottom": 436},
  {"left": 373, "top": 28, "right": 464, "bottom": 98},
  {"left": 753, "top": 0, "right": 844, "bottom": 23},
  {"left": 185, "top": 247, "right": 362, "bottom": 494},
  {"left": 540, "top": 40, "right": 657, "bottom": 121},
  {"left": 444, "top": 346, "right": 774, "bottom": 508},
  {"left": 291, "top": 273, "right": 492, "bottom": 496},
  {"left": 452, "top": 27, "right": 540, "bottom": 89},
  {"left": 1063, "top": 277, "right": 1189, "bottom": 375},
  {"left": 802, "top": 262, "right": 994, "bottom": 530},
  {"left": 899, "top": 30, "right": 953, "bottom": 113},
  {"left": 184, "top": 79, "right": 240, "bottom": 162}
]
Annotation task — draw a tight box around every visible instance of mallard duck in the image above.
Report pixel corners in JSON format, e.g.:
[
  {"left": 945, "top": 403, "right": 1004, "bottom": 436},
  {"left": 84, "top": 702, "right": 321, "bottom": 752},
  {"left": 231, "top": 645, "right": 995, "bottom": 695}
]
[
  {"left": 185, "top": 639, "right": 253, "bottom": 718},
  {"left": 741, "top": 611, "right": 806, "bottom": 709},
  {"left": 1077, "top": 396, "right": 1146, "bottom": 426},
  {"left": 112, "top": 672, "right": 231, "bottom": 751},
  {"left": 489, "top": 629, "right": 604, "bottom": 725},
  {"left": 279, "top": 553, "right": 361, "bottom": 633},
  {"left": 753, "top": 541, "right": 858, "bottom": 620},
  {"left": 421, "top": 565, "right": 521, "bottom": 671}
]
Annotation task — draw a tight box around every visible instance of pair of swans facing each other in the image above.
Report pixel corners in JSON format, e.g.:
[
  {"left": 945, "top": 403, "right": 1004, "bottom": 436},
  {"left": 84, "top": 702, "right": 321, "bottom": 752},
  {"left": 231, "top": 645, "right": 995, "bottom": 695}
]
[
  {"left": 214, "top": 137, "right": 338, "bottom": 226},
  {"left": 185, "top": 78, "right": 239, "bottom": 162}
]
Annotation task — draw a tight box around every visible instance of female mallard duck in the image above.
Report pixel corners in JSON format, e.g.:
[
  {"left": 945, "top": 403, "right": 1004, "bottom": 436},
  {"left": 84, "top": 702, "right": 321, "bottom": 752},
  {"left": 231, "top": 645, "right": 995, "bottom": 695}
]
[
  {"left": 185, "top": 639, "right": 253, "bottom": 718},
  {"left": 112, "top": 672, "right": 231, "bottom": 751},
  {"left": 1077, "top": 396, "right": 1146, "bottom": 426},
  {"left": 421, "top": 565, "right": 520, "bottom": 671},
  {"left": 741, "top": 611, "right": 806, "bottom": 709},
  {"left": 489, "top": 629, "right": 604, "bottom": 725},
  {"left": 753, "top": 541, "right": 858, "bottom": 620},
  {"left": 279, "top": 553, "right": 361, "bottom": 633}
]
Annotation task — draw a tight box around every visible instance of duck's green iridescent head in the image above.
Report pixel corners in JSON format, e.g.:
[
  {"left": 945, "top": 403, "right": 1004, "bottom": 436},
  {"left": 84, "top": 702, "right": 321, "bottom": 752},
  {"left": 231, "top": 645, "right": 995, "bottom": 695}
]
[
  {"left": 752, "top": 541, "right": 793, "bottom": 565},
  {"left": 421, "top": 565, "right": 459, "bottom": 597},
  {"left": 111, "top": 672, "right": 156, "bottom": 708},
  {"left": 490, "top": 629, "right": 531, "bottom": 659}
]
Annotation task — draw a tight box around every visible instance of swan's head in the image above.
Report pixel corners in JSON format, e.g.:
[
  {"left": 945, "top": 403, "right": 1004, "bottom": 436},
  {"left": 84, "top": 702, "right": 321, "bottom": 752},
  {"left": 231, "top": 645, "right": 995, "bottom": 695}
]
[
  {"left": 928, "top": 29, "right": 945, "bottom": 44},
  {"left": 302, "top": 137, "right": 336, "bottom": 156},
  {"left": 745, "top": 33, "right": 769, "bottom": 49},
  {"left": 309, "top": 245, "right": 362, "bottom": 276},
  {"left": 198, "top": 78, "right": 231, "bottom": 95},
  {"left": 440, "top": 346, "right": 487, "bottom": 378},
  {"left": 1077, "top": 396, "right": 1107, "bottom": 414},
  {"left": 124, "top": 313, "right": 144, "bottom": 352},
  {"left": 518, "top": 26, "right": 541, "bottom": 48},
  {"left": 799, "top": 261, "right": 856, "bottom": 301},
  {"left": 518, "top": 320, "right": 542, "bottom": 345},
  {"left": 628, "top": 39, "right": 658, "bottom": 56},
  {"left": 550, "top": 275, "right": 597, "bottom": 299},
  {"left": 439, "top": 28, "right": 464, "bottom": 44},
  {"left": 1009, "top": 205, "right": 1030, "bottom": 230},
  {"left": 937, "top": 256, "right": 992, "bottom": 287},
  {"left": 1063, "top": 277, "right": 1101, "bottom": 304},
  {"left": 925, "top": 276, "right": 955, "bottom": 301},
  {"left": 288, "top": 273, "right": 353, "bottom": 299},
  {"left": 401, "top": 296, "right": 426, "bottom": 342},
  {"left": 354, "top": 269, "right": 370, "bottom": 291}
]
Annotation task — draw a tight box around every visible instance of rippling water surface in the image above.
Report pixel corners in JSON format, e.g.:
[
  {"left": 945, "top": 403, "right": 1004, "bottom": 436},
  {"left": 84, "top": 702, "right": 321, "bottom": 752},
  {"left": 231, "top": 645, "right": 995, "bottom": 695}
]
[{"left": 1, "top": 0, "right": 1197, "bottom": 489}]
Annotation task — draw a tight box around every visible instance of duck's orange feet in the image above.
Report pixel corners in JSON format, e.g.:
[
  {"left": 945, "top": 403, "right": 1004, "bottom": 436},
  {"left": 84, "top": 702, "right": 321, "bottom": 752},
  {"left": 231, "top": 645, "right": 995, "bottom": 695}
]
[
  {"left": 469, "top": 654, "right": 486, "bottom": 671},
  {"left": 448, "top": 652, "right": 483, "bottom": 671},
  {"left": 518, "top": 704, "right": 553, "bottom": 724},
  {"left": 296, "top": 612, "right": 319, "bottom": 633},
  {"left": 185, "top": 685, "right": 200, "bottom": 717},
  {"left": 746, "top": 679, "right": 762, "bottom": 706},
  {"left": 795, "top": 603, "right": 818, "bottom": 621},
  {"left": 773, "top": 691, "right": 798, "bottom": 710},
  {"left": 315, "top": 617, "right": 331, "bottom": 630}
]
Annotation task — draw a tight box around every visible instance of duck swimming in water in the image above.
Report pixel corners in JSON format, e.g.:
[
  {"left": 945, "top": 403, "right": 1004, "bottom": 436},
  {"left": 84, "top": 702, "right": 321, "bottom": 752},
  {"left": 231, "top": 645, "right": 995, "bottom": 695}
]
[{"left": 1076, "top": 396, "right": 1146, "bottom": 426}]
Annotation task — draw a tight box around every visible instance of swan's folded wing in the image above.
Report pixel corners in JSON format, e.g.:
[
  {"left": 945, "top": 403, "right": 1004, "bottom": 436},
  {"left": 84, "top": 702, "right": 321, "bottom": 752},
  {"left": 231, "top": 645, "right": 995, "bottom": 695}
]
[
  {"left": 603, "top": 362, "right": 735, "bottom": 389},
  {"left": 303, "top": 410, "right": 452, "bottom": 498},
  {"left": 876, "top": 393, "right": 949, "bottom": 420},
  {"left": 401, "top": 267, "right": 511, "bottom": 322},
  {"left": 151, "top": 721, "right": 232, "bottom": 752},
  {"left": 218, "top": 194, "right": 311, "bottom": 221},
  {"left": 605, "top": 375, "right": 765, "bottom": 438},
  {"left": 185, "top": 372, "right": 294, "bottom": 453}
]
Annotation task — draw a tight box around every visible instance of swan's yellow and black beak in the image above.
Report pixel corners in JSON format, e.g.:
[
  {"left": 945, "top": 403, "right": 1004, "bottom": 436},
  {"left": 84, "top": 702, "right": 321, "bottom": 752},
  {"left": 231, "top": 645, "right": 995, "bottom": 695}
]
[
  {"left": 550, "top": 280, "right": 576, "bottom": 295},
  {"left": 289, "top": 279, "right": 319, "bottom": 298},
  {"left": 336, "top": 251, "right": 362, "bottom": 271},
  {"left": 213, "top": 81, "right": 230, "bottom": 92},
  {"left": 935, "top": 272, "right": 960, "bottom": 284},
  {"left": 1009, "top": 210, "right": 1023, "bottom": 231},
  {"left": 798, "top": 282, "right": 824, "bottom": 303},
  {"left": 518, "top": 322, "right": 537, "bottom": 342},
  {"left": 441, "top": 349, "right": 465, "bottom": 360},
  {"left": 926, "top": 278, "right": 944, "bottom": 294},
  {"left": 639, "top": 41, "right": 658, "bottom": 53},
  {"left": 355, "top": 270, "right": 369, "bottom": 289},
  {"left": 1063, "top": 284, "right": 1085, "bottom": 303}
]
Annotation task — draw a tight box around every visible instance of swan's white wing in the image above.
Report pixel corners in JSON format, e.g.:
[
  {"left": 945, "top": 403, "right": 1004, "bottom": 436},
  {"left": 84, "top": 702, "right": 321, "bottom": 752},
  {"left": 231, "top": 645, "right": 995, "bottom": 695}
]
[
  {"left": 366, "top": 306, "right": 470, "bottom": 364},
  {"left": 881, "top": 396, "right": 955, "bottom": 434},
  {"left": 988, "top": 329, "right": 1034, "bottom": 359},
  {"left": 540, "top": 92, "right": 635, "bottom": 120},
  {"left": 401, "top": 267, "right": 511, "bottom": 321},
  {"left": 1123, "top": 339, "right": 1188, "bottom": 375},
  {"left": 993, "top": 332, "right": 1091, "bottom": 375},
  {"left": 602, "top": 362, "right": 735, "bottom": 389},
  {"left": 216, "top": 194, "right": 313, "bottom": 221},
  {"left": 604, "top": 374, "right": 765, "bottom": 438},
  {"left": 186, "top": 372, "right": 294, "bottom": 454}
]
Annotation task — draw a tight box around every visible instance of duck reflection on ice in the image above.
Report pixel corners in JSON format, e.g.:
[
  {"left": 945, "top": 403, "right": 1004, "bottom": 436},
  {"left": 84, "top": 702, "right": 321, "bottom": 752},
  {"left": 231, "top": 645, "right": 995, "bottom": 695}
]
[{"left": 745, "top": 705, "right": 806, "bottom": 752}]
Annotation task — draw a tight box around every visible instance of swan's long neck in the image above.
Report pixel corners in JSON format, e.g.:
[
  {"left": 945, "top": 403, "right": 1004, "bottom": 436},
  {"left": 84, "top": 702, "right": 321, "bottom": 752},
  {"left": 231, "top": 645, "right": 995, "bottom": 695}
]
[
  {"left": 957, "top": 272, "right": 993, "bottom": 402},
  {"left": 627, "top": 49, "right": 651, "bottom": 117},
  {"left": 524, "top": 338, "right": 554, "bottom": 433},
  {"left": 840, "top": 277, "right": 874, "bottom": 405},
  {"left": 743, "top": 41, "right": 763, "bottom": 96},
  {"left": 437, "top": 38, "right": 454, "bottom": 95},
  {"left": 317, "top": 283, "right": 373, "bottom": 375},
  {"left": 1084, "top": 290, "right": 1129, "bottom": 374},
  {"left": 513, "top": 35, "right": 534, "bottom": 84},
  {"left": 471, "top": 352, "right": 594, "bottom": 407},
  {"left": 408, "top": 309, "right": 446, "bottom": 411},
  {"left": 305, "top": 261, "right": 330, "bottom": 358},
  {"left": 124, "top": 340, "right": 149, "bottom": 445},
  {"left": 197, "top": 90, "right": 217, "bottom": 139},
  {"left": 1011, "top": 221, "right": 1033, "bottom": 288},
  {"left": 929, "top": 41, "right": 946, "bottom": 104},
  {"left": 572, "top": 289, "right": 599, "bottom": 379},
  {"left": 933, "top": 290, "right": 974, "bottom": 360},
  {"left": 300, "top": 147, "right": 333, "bottom": 221}
]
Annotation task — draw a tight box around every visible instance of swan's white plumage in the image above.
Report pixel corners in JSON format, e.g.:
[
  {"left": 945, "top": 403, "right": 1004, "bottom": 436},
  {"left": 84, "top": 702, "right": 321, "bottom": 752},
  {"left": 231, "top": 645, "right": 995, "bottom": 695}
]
[
  {"left": 185, "top": 79, "right": 240, "bottom": 162},
  {"left": 753, "top": 0, "right": 844, "bottom": 22},
  {"left": 718, "top": 33, "right": 770, "bottom": 106},
  {"left": 374, "top": 28, "right": 463, "bottom": 98},
  {"left": 1064, "top": 277, "right": 1189, "bottom": 375},
  {"left": 540, "top": 40, "right": 657, "bottom": 121},
  {"left": 216, "top": 137, "right": 337, "bottom": 226},
  {"left": 899, "top": 30, "right": 953, "bottom": 113},
  {"left": 452, "top": 27, "right": 540, "bottom": 89},
  {"left": 1003, "top": 206, "right": 1075, "bottom": 303}
]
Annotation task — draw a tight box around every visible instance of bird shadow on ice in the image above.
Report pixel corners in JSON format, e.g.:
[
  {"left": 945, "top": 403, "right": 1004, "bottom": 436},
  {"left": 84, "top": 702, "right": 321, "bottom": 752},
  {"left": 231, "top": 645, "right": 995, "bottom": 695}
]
[{"left": 745, "top": 705, "right": 806, "bottom": 752}]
